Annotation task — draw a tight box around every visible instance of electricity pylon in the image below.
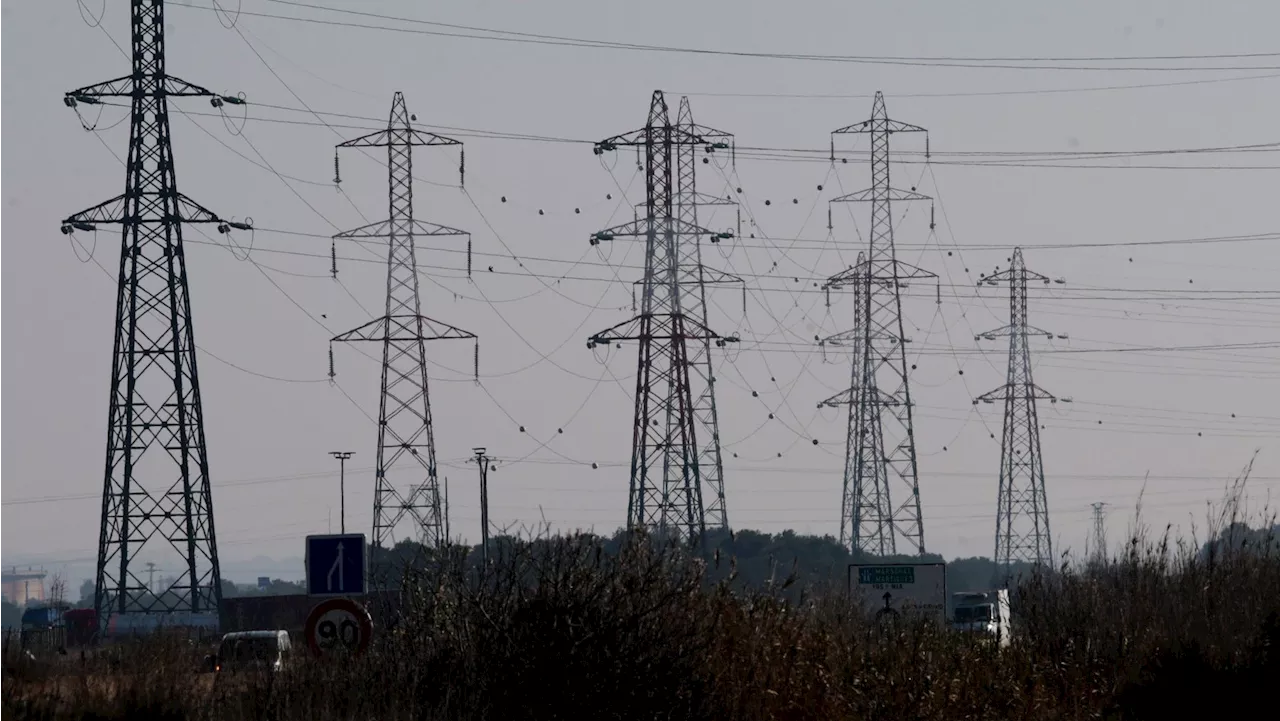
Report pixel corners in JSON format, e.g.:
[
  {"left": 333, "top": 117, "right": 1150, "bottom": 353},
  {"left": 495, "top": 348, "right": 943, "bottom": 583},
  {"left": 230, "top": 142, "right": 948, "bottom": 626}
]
[
  {"left": 59, "top": 0, "right": 249, "bottom": 624},
  {"left": 974, "top": 247, "right": 1066, "bottom": 579},
  {"left": 1089, "top": 501, "right": 1108, "bottom": 563},
  {"left": 821, "top": 92, "right": 934, "bottom": 556},
  {"left": 330, "top": 92, "right": 475, "bottom": 552},
  {"left": 675, "top": 96, "right": 742, "bottom": 532},
  {"left": 819, "top": 252, "right": 895, "bottom": 554},
  {"left": 588, "top": 90, "right": 736, "bottom": 541}
]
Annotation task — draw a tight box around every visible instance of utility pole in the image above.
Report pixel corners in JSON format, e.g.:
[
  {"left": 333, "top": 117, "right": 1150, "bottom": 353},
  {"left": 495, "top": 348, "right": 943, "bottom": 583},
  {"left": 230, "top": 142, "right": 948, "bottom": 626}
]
[
  {"left": 329, "top": 451, "right": 354, "bottom": 534},
  {"left": 144, "top": 562, "right": 157, "bottom": 596},
  {"left": 975, "top": 247, "right": 1068, "bottom": 581},
  {"left": 674, "top": 96, "right": 742, "bottom": 533},
  {"left": 472, "top": 448, "right": 493, "bottom": 563},
  {"left": 60, "top": 0, "right": 247, "bottom": 625},
  {"left": 1090, "top": 502, "right": 1108, "bottom": 563},
  {"left": 588, "top": 90, "right": 736, "bottom": 542},
  {"left": 820, "top": 91, "right": 934, "bottom": 556},
  {"left": 329, "top": 92, "right": 476, "bottom": 555}
]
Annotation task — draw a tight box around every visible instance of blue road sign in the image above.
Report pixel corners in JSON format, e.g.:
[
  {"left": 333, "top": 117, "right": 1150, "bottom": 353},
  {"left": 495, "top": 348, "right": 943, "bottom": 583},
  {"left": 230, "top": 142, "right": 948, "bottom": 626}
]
[{"left": 305, "top": 534, "right": 366, "bottom": 597}]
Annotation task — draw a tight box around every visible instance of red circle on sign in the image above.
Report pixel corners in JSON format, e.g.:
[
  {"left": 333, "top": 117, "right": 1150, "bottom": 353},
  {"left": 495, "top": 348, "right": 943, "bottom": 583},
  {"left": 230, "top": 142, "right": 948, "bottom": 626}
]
[{"left": 304, "top": 598, "right": 373, "bottom": 657}]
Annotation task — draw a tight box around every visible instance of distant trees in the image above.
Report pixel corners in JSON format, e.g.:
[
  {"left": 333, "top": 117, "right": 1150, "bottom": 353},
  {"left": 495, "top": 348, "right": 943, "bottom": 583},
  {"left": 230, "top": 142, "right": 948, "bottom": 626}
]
[
  {"left": 364, "top": 526, "right": 1017, "bottom": 596},
  {"left": 2, "top": 598, "right": 23, "bottom": 629},
  {"left": 1202, "top": 521, "right": 1280, "bottom": 559},
  {"left": 77, "top": 579, "right": 94, "bottom": 608},
  {"left": 220, "top": 578, "right": 306, "bottom": 597}
]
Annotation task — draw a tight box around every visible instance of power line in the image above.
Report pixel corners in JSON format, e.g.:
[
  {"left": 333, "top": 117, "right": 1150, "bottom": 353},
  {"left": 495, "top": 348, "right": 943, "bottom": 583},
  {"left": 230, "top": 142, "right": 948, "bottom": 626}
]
[
  {"left": 167, "top": 1, "right": 1280, "bottom": 73},
  {"left": 668, "top": 73, "right": 1280, "bottom": 100}
]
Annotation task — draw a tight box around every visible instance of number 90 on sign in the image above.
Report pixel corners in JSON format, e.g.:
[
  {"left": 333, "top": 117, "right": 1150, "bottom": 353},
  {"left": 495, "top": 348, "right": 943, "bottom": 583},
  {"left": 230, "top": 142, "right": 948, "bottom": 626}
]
[
  {"left": 317, "top": 615, "right": 359, "bottom": 650},
  {"left": 304, "top": 598, "right": 373, "bottom": 657}
]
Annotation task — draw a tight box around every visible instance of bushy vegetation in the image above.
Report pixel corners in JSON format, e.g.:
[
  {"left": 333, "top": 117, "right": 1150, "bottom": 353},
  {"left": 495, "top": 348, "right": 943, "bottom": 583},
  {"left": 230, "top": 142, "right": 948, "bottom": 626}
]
[{"left": 4, "top": 515, "right": 1277, "bottom": 720}]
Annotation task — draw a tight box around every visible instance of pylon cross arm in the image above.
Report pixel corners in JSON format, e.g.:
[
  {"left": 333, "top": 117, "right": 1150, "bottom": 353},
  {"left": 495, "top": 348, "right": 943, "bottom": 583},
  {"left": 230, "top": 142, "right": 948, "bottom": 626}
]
[
  {"left": 975, "top": 324, "right": 1055, "bottom": 340},
  {"left": 591, "top": 217, "right": 726, "bottom": 244},
  {"left": 332, "top": 315, "right": 476, "bottom": 343},
  {"left": 820, "top": 328, "right": 864, "bottom": 346},
  {"left": 831, "top": 187, "right": 932, "bottom": 203},
  {"left": 979, "top": 268, "right": 1051, "bottom": 285},
  {"left": 588, "top": 314, "right": 733, "bottom": 345},
  {"left": 638, "top": 190, "right": 737, "bottom": 211},
  {"left": 818, "top": 387, "right": 856, "bottom": 407},
  {"left": 61, "top": 193, "right": 229, "bottom": 228},
  {"left": 682, "top": 191, "right": 737, "bottom": 207},
  {"left": 824, "top": 259, "right": 936, "bottom": 289},
  {"left": 338, "top": 128, "right": 461, "bottom": 149},
  {"left": 832, "top": 118, "right": 927, "bottom": 135},
  {"left": 594, "top": 124, "right": 715, "bottom": 151},
  {"left": 974, "top": 383, "right": 1058, "bottom": 404},
  {"left": 335, "top": 219, "right": 467, "bottom": 239},
  {"left": 65, "top": 73, "right": 221, "bottom": 100},
  {"left": 687, "top": 265, "right": 743, "bottom": 286}
]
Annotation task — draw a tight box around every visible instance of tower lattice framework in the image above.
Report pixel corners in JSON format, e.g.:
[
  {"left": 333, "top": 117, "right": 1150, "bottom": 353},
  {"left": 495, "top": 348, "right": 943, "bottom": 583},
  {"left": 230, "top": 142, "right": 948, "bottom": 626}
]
[
  {"left": 1089, "top": 501, "right": 1108, "bottom": 563},
  {"left": 674, "top": 96, "right": 741, "bottom": 532},
  {"left": 588, "top": 90, "right": 736, "bottom": 541},
  {"left": 331, "top": 92, "right": 475, "bottom": 551},
  {"left": 820, "top": 92, "right": 934, "bottom": 555},
  {"left": 60, "top": 0, "right": 249, "bottom": 622},
  {"left": 974, "top": 247, "right": 1062, "bottom": 578}
]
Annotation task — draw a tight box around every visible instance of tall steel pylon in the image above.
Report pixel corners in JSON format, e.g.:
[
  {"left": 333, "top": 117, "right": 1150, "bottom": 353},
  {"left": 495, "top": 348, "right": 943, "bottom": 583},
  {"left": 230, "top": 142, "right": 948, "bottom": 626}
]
[
  {"left": 1089, "top": 501, "right": 1108, "bottom": 563},
  {"left": 59, "top": 0, "right": 249, "bottom": 623},
  {"left": 588, "top": 90, "right": 736, "bottom": 541},
  {"left": 974, "top": 247, "right": 1064, "bottom": 579},
  {"left": 330, "top": 92, "right": 475, "bottom": 552},
  {"left": 675, "top": 96, "right": 742, "bottom": 532},
  {"left": 820, "top": 92, "right": 934, "bottom": 556}
]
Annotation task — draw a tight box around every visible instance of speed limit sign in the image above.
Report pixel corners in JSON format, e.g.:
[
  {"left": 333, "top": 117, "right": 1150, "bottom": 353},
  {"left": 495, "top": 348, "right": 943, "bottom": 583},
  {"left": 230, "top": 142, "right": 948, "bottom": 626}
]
[{"left": 304, "top": 598, "right": 373, "bottom": 657}]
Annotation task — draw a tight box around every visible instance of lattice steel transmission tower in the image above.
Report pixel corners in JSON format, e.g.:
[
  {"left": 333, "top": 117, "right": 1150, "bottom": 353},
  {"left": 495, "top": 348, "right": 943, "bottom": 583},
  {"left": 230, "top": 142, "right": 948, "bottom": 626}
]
[
  {"left": 675, "top": 96, "right": 742, "bottom": 532},
  {"left": 974, "top": 247, "right": 1065, "bottom": 578},
  {"left": 588, "top": 90, "right": 736, "bottom": 541},
  {"left": 59, "top": 0, "right": 249, "bottom": 623},
  {"left": 1089, "top": 502, "right": 1108, "bottom": 563},
  {"left": 330, "top": 92, "right": 475, "bottom": 551},
  {"left": 820, "top": 92, "right": 934, "bottom": 556}
]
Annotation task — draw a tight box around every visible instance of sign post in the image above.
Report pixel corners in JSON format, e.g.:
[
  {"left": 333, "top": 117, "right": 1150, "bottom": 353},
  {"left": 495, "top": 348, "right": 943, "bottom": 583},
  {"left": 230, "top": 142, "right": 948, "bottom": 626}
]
[
  {"left": 849, "top": 562, "right": 947, "bottom": 624},
  {"left": 305, "top": 533, "right": 367, "bottom": 597}
]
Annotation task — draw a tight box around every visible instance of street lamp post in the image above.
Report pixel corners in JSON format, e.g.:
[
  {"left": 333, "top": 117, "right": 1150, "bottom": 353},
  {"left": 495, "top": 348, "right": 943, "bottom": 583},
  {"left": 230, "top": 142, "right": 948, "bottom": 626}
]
[{"left": 329, "top": 451, "right": 354, "bottom": 533}]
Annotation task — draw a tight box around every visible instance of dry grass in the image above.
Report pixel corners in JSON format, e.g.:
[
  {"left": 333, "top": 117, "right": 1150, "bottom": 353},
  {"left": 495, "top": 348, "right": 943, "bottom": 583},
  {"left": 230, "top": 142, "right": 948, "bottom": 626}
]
[{"left": 5, "top": 512, "right": 1278, "bottom": 720}]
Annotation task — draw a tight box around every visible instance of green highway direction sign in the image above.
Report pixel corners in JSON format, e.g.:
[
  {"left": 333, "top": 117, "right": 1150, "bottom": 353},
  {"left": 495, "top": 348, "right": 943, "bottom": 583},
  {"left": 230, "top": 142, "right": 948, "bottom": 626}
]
[{"left": 849, "top": 562, "right": 947, "bottom": 623}]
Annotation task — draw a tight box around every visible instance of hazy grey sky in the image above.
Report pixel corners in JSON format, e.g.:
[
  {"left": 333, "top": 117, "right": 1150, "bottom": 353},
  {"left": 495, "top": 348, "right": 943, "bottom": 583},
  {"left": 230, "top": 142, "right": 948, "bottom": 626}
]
[{"left": 4, "top": 1, "right": 1278, "bottom": 585}]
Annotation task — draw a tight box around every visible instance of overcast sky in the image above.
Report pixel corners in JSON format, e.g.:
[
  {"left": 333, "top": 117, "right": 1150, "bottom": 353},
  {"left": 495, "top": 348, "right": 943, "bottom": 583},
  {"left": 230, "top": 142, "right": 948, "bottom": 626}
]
[{"left": 4, "top": 1, "right": 1278, "bottom": 586}]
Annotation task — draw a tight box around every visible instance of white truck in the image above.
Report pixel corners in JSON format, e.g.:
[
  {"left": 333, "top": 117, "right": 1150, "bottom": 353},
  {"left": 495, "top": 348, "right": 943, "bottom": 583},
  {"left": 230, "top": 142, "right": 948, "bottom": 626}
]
[{"left": 950, "top": 589, "right": 1012, "bottom": 647}]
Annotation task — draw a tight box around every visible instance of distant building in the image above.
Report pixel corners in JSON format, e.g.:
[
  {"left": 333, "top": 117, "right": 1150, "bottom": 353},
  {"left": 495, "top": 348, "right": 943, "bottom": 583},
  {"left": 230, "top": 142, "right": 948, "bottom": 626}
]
[
  {"left": 2, "top": 567, "right": 47, "bottom": 605},
  {"left": 257, "top": 577, "right": 270, "bottom": 591}
]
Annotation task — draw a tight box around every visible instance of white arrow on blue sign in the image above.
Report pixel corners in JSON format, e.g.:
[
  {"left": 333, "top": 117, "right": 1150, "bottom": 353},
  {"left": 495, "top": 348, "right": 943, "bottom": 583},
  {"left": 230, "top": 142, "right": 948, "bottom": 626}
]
[{"left": 305, "top": 533, "right": 367, "bottom": 597}]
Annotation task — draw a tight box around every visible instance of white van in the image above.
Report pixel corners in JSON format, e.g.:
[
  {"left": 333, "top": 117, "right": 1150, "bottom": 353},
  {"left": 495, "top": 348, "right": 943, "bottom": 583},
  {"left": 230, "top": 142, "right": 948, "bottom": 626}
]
[
  {"left": 213, "top": 630, "right": 293, "bottom": 674},
  {"left": 951, "top": 589, "right": 1012, "bottom": 647}
]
